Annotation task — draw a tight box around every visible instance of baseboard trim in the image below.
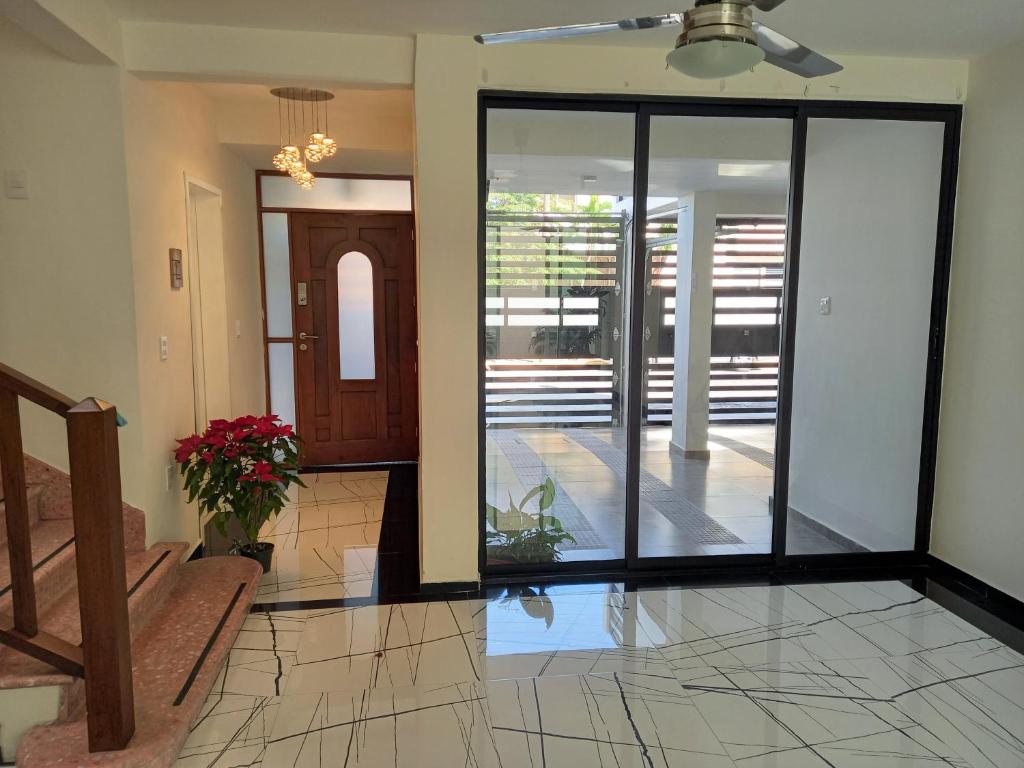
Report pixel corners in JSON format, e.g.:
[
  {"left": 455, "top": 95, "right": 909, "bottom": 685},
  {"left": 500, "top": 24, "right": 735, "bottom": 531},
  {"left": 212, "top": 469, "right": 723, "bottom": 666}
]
[
  {"left": 788, "top": 507, "right": 869, "bottom": 553},
  {"left": 926, "top": 555, "right": 1024, "bottom": 624},
  {"left": 300, "top": 460, "right": 417, "bottom": 475}
]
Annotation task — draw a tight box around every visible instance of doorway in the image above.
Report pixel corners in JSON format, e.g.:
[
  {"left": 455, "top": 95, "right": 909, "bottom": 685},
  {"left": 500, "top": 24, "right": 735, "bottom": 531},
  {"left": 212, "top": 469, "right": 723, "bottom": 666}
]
[
  {"left": 291, "top": 212, "right": 418, "bottom": 465},
  {"left": 256, "top": 172, "right": 418, "bottom": 469},
  {"left": 185, "top": 177, "right": 231, "bottom": 431},
  {"left": 478, "top": 95, "right": 961, "bottom": 577}
]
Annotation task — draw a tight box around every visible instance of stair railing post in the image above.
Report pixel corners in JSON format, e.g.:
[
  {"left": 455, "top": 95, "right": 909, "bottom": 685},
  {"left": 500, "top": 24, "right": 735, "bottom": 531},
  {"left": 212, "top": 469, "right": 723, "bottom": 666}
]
[
  {"left": 0, "top": 388, "right": 38, "bottom": 637},
  {"left": 66, "top": 397, "right": 135, "bottom": 752}
]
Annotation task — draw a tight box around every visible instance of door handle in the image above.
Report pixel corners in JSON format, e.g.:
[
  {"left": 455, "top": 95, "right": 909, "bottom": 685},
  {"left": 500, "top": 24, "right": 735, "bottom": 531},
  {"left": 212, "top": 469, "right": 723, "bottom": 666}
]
[{"left": 298, "top": 331, "right": 319, "bottom": 340}]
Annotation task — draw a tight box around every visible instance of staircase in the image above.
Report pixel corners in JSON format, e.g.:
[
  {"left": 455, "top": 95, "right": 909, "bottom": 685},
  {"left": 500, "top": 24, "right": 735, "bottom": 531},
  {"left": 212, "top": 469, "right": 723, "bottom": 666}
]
[{"left": 0, "top": 364, "right": 262, "bottom": 766}]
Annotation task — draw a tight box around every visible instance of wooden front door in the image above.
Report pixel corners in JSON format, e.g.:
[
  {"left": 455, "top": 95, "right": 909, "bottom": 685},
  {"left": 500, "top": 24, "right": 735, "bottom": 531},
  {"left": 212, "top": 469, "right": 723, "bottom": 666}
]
[{"left": 291, "top": 212, "right": 418, "bottom": 465}]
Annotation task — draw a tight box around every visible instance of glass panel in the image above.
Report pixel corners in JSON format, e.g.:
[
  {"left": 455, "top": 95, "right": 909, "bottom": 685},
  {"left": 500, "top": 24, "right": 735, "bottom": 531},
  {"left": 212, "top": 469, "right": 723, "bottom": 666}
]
[
  {"left": 639, "top": 115, "right": 792, "bottom": 559},
  {"left": 268, "top": 342, "right": 296, "bottom": 428},
  {"left": 261, "top": 212, "right": 292, "bottom": 337},
  {"left": 337, "top": 251, "right": 376, "bottom": 379},
  {"left": 261, "top": 175, "right": 412, "bottom": 211},
  {"left": 787, "top": 119, "right": 943, "bottom": 554},
  {"left": 483, "top": 108, "right": 635, "bottom": 565}
]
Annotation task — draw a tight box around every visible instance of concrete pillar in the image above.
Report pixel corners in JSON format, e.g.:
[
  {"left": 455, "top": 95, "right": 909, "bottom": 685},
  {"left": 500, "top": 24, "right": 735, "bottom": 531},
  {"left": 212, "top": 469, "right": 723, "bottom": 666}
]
[{"left": 670, "top": 192, "right": 715, "bottom": 457}]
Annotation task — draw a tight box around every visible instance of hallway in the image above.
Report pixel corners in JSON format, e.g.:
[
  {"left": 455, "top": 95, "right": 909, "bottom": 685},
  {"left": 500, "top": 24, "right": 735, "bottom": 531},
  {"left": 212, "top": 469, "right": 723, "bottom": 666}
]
[
  {"left": 256, "top": 472, "right": 389, "bottom": 604},
  {"left": 175, "top": 579, "right": 1024, "bottom": 767}
]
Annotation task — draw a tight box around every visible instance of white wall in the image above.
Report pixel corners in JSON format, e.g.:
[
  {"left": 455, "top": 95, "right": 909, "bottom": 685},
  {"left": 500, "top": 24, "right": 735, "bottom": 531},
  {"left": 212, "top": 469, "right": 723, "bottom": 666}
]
[
  {"left": 120, "top": 74, "right": 263, "bottom": 546},
  {"left": 930, "top": 38, "right": 1024, "bottom": 600},
  {"left": 414, "top": 33, "right": 968, "bottom": 584},
  {"left": 0, "top": 19, "right": 146, "bottom": 505},
  {"left": 789, "top": 119, "right": 945, "bottom": 552},
  {"left": 413, "top": 36, "right": 481, "bottom": 585},
  {"left": 0, "top": 18, "right": 263, "bottom": 547}
]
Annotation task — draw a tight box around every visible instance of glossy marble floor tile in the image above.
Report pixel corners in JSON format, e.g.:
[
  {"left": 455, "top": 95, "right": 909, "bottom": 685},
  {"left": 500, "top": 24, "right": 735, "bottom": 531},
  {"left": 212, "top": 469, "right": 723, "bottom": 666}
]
[
  {"left": 285, "top": 601, "right": 482, "bottom": 694},
  {"left": 256, "top": 471, "right": 387, "bottom": 604},
  {"left": 175, "top": 692, "right": 279, "bottom": 768},
  {"left": 180, "top": 581, "right": 1024, "bottom": 767}
]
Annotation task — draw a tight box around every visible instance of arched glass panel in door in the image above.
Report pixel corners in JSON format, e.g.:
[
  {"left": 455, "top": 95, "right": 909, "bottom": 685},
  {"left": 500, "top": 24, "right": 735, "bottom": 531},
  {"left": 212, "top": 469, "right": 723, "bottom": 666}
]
[{"left": 337, "top": 251, "right": 376, "bottom": 380}]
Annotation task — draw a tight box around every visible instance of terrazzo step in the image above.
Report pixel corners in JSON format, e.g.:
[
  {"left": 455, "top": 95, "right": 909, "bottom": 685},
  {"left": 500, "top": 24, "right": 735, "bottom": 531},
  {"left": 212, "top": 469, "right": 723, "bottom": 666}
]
[
  {"left": 0, "top": 513, "right": 149, "bottom": 622},
  {"left": 0, "top": 543, "right": 190, "bottom": 759},
  {"left": 1, "top": 453, "right": 147, "bottom": 550},
  {"left": 0, "top": 542, "right": 190, "bottom": 692},
  {"left": 0, "top": 484, "right": 44, "bottom": 546},
  {"left": 16, "top": 555, "right": 263, "bottom": 768},
  {"left": 0, "top": 517, "right": 77, "bottom": 619}
]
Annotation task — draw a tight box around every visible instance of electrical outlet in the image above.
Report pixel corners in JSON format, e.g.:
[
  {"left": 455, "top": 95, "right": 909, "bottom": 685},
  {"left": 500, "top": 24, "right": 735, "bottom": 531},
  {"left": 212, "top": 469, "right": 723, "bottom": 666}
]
[
  {"left": 159, "top": 335, "right": 169, "bottom": 361},
  {"left": 235, "top": 319, "right": 242, "bottom": 338},
  {"left": 818, "top": 296, "right": 832, "bottom": 316}
]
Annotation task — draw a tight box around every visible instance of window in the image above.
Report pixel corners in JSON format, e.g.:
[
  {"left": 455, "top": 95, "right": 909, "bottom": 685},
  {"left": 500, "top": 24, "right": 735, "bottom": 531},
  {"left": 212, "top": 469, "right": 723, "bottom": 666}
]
[{"left": 337, "top": 252, "right": 375, "bottom": 379}]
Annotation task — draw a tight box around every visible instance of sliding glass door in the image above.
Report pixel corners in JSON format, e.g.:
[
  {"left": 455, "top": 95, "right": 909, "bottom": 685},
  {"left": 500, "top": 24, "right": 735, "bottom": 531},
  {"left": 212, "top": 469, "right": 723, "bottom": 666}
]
[
  {"left": 479, "top": 96, "right": 959, "bottom": 575},
  {"left": 782, "top": 116, "right": 949, "bottom": 557},
  {"left": 637, "top": 114, "right": 792, "bottom": 561},
  {"left": 482, "top": 108, "right": 635, "bottom": 566}
]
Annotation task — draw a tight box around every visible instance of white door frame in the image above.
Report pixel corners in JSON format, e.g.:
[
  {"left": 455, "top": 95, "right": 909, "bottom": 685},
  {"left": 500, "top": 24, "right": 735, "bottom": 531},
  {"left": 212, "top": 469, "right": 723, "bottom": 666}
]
[{"left": 184, "top": 175, "right": 227, "bottom": 433}]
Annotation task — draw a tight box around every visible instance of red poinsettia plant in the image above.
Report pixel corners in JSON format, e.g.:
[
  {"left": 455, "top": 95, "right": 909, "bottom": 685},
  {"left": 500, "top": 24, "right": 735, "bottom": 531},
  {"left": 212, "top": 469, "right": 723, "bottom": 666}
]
[{"left": 175, "top": 414, "right": 304, "bottom": 549}]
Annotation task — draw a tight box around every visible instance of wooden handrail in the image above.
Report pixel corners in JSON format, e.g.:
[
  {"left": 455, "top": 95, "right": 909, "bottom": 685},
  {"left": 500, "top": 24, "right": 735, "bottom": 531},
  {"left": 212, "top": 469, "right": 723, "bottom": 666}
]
[
  {"left": 0, "top": 364, "right": 135, "bottom": 752},
  {"left": 0, "top": 362, "right": 77, "bottom": 417}
]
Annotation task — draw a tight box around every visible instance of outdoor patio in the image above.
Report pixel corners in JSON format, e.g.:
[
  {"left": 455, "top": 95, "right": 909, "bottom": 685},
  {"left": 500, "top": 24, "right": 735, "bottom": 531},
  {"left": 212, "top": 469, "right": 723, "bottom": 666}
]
[{"left": 485, "top": 423, "right": 845, "bottom": 560}]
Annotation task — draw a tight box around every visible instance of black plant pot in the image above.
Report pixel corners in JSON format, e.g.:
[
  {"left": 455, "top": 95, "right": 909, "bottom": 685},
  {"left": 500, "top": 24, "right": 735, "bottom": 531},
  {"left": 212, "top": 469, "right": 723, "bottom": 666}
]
[{"left": 237, "top": 541, "right": 274, "bottom": 573}]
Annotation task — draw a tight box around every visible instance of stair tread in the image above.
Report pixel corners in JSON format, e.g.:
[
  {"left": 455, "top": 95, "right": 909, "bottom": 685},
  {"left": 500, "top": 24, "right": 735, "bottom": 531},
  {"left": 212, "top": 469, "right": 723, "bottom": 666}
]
[
  {"left": 16, "top": 555, "right": 263, "bottom": 768},
  {"left": 0, "top": 517, "right": 75, "bottom": 595},
  {"left": 0, "top": 543, "right": 189, "bottom": 688}
]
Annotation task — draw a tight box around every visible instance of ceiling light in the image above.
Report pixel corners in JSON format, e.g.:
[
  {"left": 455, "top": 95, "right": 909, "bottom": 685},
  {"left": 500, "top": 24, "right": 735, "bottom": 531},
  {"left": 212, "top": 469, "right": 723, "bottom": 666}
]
[
  {"left": 667, "top": 2, "right": 765, "bottom": 80},
  {"left": 718, "top": 163, "right": 775, "bottom": 177},
  {"left": 270, "top": 87, "right": 337, "bottom": 190},
  {"left": 667, "top": 39, "right": 765, "bottom": 79}
]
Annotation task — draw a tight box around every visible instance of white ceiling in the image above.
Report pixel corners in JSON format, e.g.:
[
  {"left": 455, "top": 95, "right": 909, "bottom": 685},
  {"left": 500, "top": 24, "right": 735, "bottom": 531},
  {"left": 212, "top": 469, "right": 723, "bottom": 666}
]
[{"left": 107, "top": 0, "right": 1024, "bottom": 59}]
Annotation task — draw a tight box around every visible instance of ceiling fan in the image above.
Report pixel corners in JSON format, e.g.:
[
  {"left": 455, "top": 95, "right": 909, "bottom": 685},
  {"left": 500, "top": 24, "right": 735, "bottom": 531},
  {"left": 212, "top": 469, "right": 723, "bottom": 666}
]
[{"left": 474, "top": 0, "right": 842, "bottom": 80}]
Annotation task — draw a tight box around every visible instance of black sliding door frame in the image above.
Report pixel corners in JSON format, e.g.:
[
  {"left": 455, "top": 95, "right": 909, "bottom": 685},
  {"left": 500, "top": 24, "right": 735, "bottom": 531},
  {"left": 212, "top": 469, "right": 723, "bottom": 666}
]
[{"left": 478, "top": 90, "right": 962, "bottom": 580}]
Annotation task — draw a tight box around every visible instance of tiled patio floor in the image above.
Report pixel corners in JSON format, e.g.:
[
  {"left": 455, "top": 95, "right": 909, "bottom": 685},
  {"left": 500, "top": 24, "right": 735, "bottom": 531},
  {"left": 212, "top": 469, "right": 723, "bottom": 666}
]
[{"left": 486, "top": 424, "right": 844, "bottom": 560}]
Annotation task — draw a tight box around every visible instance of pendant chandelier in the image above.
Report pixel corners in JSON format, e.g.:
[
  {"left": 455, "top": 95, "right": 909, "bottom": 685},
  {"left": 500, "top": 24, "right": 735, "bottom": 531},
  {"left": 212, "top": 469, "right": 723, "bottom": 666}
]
[{"left": 270, "top": 87, "right": 337, "bottom": 190}]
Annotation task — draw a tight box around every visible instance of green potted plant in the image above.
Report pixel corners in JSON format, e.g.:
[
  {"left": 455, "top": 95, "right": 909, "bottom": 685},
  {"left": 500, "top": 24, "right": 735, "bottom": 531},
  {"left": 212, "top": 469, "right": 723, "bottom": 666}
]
[
  {"left": 486, "top": 477, "right": 576, "bottom": 564},
  {"left": 175, "top": 414, "right": 304, "bottom": 573}
]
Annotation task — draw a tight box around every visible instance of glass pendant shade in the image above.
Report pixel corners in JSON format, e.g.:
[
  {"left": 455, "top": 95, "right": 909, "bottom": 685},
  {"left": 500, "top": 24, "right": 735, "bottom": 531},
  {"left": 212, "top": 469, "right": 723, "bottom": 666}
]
[
  {"left": 305, "top": 132, "right": 327, "bottom": 163},
  {"left": 666, "top": 39, "right": 765, "bottom": 79},
  {"left": 270, "top": 87, "right": 335, "bottom": 188}
]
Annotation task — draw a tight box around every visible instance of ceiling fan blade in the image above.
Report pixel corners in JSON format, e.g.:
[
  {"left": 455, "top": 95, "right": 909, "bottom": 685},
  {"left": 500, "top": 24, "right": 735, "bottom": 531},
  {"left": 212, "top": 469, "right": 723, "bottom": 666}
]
[
  {"left": 475, "top": 14, "right": 682, "bottom": 45},
  {"left": 751, "top": 0, "right": 789, "bottom": 11},
  {"left": 753, "top": 22, "right": 843, "bottom": 78}
]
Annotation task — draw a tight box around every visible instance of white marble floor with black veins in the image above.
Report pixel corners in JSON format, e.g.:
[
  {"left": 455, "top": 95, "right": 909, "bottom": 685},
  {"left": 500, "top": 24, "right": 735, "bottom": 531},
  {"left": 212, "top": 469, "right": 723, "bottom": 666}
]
[
  {"left": 254, "top": 471, "right": 388, "bottom": 604},
  {"left": 175, "top": 580, "right": 1024, "bottom": 767}
]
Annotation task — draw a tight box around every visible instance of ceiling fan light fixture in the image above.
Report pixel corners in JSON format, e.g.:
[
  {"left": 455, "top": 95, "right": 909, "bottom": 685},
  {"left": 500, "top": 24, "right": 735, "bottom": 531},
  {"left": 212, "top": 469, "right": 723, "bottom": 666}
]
[{"left": 667, "top": 38, "right": 765, "bottom": 79}]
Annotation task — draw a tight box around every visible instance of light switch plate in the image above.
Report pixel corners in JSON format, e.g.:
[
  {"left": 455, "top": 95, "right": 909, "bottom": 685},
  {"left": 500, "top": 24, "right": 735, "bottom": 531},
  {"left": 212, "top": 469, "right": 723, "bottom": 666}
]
[
  {"left": 4, "top": 170, "right": 29, "bottom": 199},
  {"left": 818, "top": 297, "right": 832, "bottom": 316},
  {"left": 159, "top": 336, "right": 169, "bottom": 361}
]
